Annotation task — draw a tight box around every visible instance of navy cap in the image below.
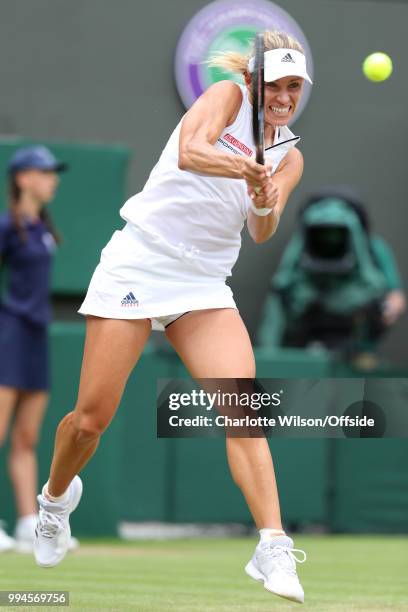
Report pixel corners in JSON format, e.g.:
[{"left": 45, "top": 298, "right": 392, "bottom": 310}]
[{"left": 8, "top": 145, "right": 68, "bottom": 174}]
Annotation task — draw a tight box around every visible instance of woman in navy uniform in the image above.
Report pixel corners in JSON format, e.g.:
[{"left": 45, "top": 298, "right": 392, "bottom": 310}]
[{"left": 0, "top": 146, "right": 65, "bottom": 552}]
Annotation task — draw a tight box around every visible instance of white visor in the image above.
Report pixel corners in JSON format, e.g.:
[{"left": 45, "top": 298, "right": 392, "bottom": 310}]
[{"left": 248, "top": 48, "right": 313, "bottom": 84}]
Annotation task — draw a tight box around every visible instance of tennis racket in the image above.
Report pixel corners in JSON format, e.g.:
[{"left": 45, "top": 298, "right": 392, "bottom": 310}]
[
  {"left": 252, "top": 32, "right": 265, "bottom": 166},
  {"left": 252, "top": 33, "right": 265, "bottom": 196}
]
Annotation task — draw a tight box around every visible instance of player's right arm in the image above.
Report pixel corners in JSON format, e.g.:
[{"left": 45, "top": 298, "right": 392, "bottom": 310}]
[{"left": 178, "top": 80, "right": 268, "bottom": 186}]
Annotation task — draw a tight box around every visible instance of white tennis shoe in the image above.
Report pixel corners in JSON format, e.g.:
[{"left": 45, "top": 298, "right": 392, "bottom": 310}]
[
  {"left": 34, "top": 476, "right": 83, "bottom": 568},
  {"left": 14, "top": 513, "right": 79, "bottom": 554},
  {"left": 245, "top": 535, "right": 306, "bottom": 603}
]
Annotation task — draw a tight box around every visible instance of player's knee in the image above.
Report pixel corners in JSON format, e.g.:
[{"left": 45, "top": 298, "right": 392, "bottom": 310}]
[
  {"left": 72, "top": 403, "right": 114, "bottom": 439},
  {"left": 72, "top": 416, "right": 103, "bottom": 441},
  {"left": 76, "top": 421, "right": 102, "bottom": 441}
]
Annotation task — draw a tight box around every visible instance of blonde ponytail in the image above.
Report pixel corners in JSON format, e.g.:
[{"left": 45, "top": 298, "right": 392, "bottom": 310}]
[{"left": 208, "top": 30, "right": 305, "bottom": 75}]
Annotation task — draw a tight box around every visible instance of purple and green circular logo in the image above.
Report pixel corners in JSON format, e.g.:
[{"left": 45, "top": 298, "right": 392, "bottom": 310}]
[{"left": 174, "top": 0, "right": 313, "bottom": 124}]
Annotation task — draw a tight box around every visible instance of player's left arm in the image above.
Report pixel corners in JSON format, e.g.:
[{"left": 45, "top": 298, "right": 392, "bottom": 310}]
[{"left": 246, "top": 147, "right": 304, "bottom": 244}]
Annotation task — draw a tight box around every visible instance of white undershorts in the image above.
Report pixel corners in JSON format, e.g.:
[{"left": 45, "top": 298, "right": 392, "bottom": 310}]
[
  {"left": 147, "top": 311, "right": 190, "bottom": 330},
  {"left": 78, "top": 223, "right": 237, "bottom": 331}
]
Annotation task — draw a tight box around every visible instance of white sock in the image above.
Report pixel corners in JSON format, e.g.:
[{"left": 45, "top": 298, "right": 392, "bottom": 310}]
[
  {"left": 259, "top": 528, "right": 286, "bottom": 543},
  {"left": 43, "top": 481, "right": 69, "bottom": 504}
]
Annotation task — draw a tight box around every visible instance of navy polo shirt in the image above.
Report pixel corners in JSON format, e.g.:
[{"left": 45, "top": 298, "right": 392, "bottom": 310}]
[{"left": 0, "top": 211, "right": 55, "bottom": 326}]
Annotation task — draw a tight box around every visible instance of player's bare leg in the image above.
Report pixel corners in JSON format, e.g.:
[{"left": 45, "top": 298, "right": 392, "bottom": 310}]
[
  {"left": 165, "top": 307, "right": 281, "bottom": 527},
  {"left": 165, "top": 308, "right": 306, "bottom": 603},
  {"left": 34, "top": 315, "right": 151, "bottom": 567},
  {"left": 47, "top": 316, "right": 151, "bottom": 495}
]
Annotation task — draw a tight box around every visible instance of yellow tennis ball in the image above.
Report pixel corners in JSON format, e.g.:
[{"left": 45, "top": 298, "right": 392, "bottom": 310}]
[{"left": 362, "top": 52, "right": 393, "bottom": 82}]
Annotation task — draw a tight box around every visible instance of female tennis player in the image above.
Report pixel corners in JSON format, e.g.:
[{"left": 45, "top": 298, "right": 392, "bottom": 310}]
[
  {"left": 35, "top": 31, "right": 312, "bottom": 603},
  {"left": 0, "top": 146, "right": 77, "bottom": 553}
]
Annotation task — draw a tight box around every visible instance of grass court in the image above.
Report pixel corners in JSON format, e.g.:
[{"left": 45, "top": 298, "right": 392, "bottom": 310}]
[{"left": 1, "top": 535, "right": 407, "bottom": 611}]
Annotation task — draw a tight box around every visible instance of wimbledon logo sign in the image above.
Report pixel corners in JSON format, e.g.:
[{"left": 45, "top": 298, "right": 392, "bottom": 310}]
[{"left": 174, "top": 0, "right": 313, "bottom": 124}]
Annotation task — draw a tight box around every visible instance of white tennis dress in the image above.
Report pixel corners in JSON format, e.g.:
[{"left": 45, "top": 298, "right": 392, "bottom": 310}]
[{"left": 78, "top": 84, "right": 300, "bottom": 331}]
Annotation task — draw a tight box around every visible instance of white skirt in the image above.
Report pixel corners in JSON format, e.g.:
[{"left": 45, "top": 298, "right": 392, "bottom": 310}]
[{"left": 78, "top": 222, "right": 237, "bottom": 331}]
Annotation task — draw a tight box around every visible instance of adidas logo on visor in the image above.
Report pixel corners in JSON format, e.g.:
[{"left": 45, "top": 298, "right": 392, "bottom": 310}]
[
  {"left": 281, "top": 53, "right": 295, "bottom": 63},
  {"left": 121, "top": 291, "right": 139, "bottom": 307}
]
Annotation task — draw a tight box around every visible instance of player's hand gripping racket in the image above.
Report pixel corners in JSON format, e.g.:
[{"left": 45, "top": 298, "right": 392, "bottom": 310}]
[{"left": 252, "top": 32, "right": 265, "bottom": 195}]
